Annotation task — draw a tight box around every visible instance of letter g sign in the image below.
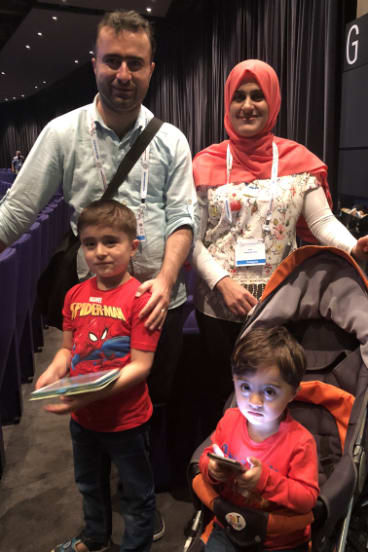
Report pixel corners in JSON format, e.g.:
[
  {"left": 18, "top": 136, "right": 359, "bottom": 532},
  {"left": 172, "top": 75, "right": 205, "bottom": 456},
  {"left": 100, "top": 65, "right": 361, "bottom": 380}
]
[{"left": 346, "top": 24, "right": 359, "bottom": 65}]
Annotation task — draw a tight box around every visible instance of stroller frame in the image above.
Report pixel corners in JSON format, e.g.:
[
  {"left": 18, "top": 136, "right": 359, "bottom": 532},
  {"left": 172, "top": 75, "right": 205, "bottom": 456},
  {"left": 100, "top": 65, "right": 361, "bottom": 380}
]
[{"left": 186, "top": 246, "right": 368, "bottom": 552}]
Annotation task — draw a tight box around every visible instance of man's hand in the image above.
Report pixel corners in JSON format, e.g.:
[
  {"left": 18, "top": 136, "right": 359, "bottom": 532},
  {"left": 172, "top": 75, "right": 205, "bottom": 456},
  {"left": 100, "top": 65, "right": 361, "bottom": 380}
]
[
  {"left": 136, "top": 274, "right": 171, "bottom": 331},
  {"left": 135, "top": 226, "right": 192, "bottom": 331},
  {"left": 351, "top": 236, "right": 368, "bottom": 262},
  {"left": 216, "top": 277, "right": 258, "bottom": 316}
]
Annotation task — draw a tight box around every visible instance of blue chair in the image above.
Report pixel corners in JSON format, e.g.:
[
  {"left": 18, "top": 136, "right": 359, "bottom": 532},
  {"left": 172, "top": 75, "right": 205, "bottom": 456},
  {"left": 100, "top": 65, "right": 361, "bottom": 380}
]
[
  {"left": 29, "top": 221, "right": 44, "bottom": 351},
  {"left": 0, "top": 247, "right": 22, "bottom": 431},
  {"left": 0, "top": 172, "right": 15, "bottom": 183},
  {"left": 11, "top": 233, "right": 35, "bottom": 383},
  {"left": 36, "top": 212, "right": 51, "bottom": 271},
  {"left": 42, "top": 196, "right": 71, "bottom": 254},
  {"left": 0, "top": 181, "right": 11, "bottom": 197}
]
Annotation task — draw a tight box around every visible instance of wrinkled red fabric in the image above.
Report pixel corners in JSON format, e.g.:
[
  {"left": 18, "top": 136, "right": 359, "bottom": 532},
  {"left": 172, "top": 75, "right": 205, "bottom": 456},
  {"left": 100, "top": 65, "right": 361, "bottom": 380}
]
[{"left": 193, "top": 59, "right": 332, "bottom": 243}]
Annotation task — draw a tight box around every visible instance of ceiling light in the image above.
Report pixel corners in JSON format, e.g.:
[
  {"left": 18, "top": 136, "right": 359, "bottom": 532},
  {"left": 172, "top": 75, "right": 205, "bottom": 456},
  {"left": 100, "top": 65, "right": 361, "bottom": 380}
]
[
  {"left": 74, "top": 59, "right": 79, "bottom": 64},
  {"left": 21, "top": 94, "right": 25, "bottom": 98},
  {"left": 5, "top": 98, "right": 8, "bottom": 101},
  {"left": 1, "top": 72, "right": 5, "bottom": 75},
  {"left": 52, "top": 16, "right": 58, "bottom": 21},
  {"left": 146, "top": 7, "right": 152, "bottom": 12},
  {"left": 89, "top": 50, "right": 94, "bottom": 55},
  {"left": 13, "top": 96, "right": 16, "bottom": 100},
  {"left": 37, "top": 32, "right": 43, "bottom": 37},
  {"left": 42, "top": 80, "right": 47, "bottom": 84},
  {"left": 25, "top": 44, "right": 31, "bottom": 49},
  {"left": 35, "top": 85, "right": 38, "bottom": 89}
]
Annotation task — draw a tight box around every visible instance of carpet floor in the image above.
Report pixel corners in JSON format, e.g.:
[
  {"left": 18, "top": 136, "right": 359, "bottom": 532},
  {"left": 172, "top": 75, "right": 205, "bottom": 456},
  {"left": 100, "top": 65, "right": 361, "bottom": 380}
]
[{"left": 0, "top": 327, "right": 199, "bottom": 552}]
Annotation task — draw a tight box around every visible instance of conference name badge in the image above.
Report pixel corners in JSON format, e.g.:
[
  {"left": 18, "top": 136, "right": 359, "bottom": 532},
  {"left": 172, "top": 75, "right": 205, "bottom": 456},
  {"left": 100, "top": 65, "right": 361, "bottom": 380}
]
[
  {"left": 235, "top": 239, "right": 266, "bottom": 267},
  {"left": 137, "top": 207, "right": 146, "bottom": 243}
]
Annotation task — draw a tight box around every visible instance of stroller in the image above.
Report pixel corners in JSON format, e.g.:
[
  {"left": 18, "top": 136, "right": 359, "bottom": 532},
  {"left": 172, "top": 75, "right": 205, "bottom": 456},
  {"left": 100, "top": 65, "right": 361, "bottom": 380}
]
[{"left": 185, "top": 246, "right": 368, "bottom": 552}]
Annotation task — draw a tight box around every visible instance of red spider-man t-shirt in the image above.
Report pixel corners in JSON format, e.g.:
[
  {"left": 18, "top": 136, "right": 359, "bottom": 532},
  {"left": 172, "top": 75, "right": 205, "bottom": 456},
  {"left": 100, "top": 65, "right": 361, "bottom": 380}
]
[{"left": 63, "top": 276, "right": 160, "bottom": 432}]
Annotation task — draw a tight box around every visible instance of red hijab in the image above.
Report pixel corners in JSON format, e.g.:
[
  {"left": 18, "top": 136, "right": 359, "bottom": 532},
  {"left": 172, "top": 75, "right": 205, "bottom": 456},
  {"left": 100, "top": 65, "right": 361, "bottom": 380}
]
[{"left": 193, "top": 59, "right": 331, "bottom": 241}]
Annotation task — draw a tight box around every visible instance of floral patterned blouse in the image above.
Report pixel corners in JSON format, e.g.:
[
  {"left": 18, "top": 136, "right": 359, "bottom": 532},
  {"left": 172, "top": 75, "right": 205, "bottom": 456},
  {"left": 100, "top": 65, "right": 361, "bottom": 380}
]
[{"left": 193, "top": 172, "right": 319, "bottom": 322}]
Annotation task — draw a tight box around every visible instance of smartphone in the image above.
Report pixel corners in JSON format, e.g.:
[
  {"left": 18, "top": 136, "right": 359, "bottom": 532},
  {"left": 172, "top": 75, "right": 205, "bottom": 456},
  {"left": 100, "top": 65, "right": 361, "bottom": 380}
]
[{"left": 207, "top": 452, "right": 245, "bottom": 472}]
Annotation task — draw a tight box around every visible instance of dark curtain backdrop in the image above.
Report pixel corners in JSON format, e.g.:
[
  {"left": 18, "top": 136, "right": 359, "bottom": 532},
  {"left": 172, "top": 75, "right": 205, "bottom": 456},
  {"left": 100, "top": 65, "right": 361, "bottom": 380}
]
[
  {"left": 0, "top": 0, "right": 356, "bottom": 201},
  {"left": 0, "top": 63, "right": 97, "bottom": 169},
  {"left": 145, "top": 0, "right": 356, "bottom": 200}
]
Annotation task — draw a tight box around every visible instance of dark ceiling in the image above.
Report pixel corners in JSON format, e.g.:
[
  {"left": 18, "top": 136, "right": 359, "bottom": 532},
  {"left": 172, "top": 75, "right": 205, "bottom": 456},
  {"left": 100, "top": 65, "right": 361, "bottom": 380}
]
[{"left": 0, "top": 0, "right": 189, "bottom": 103}]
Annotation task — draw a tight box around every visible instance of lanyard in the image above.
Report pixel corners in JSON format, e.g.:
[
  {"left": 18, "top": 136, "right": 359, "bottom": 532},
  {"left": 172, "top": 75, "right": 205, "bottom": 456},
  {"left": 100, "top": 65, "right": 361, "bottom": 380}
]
[
  {"left": 89, "top": 115, "right": 108, "bottom": 191},
  {"left": 226, "top": 141, "right": 279, "bottom": 233},
  {"left": 140, "top": 146, "right": 149, "bottom": 203},
  {"left": 137, "top": 146, "right": 149, "bottom": 242},
  {"left": 263, "top": 141, "right": 279, "bottom": 233},
  {"left": 226, "top": 144, "right": 233, "bottom": 184}
]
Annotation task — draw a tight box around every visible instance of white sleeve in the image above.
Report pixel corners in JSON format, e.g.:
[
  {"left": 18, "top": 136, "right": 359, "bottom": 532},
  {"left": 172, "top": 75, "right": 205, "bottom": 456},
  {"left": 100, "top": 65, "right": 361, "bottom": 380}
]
[
  {"left": 0, "top": 124, "right": 63, "bottom": 246},
  {"left": 191, "top": 188, "right": 229, "bottom": 289},
  {"left": 302, "top": 187, "right": 357, "bottom": 253}
]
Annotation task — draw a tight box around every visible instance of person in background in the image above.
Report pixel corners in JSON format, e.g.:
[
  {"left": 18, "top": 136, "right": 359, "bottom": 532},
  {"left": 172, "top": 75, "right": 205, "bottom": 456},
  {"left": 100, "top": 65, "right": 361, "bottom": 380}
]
[
  {"left": 10, "top": 149, "right": 24, "bottom": 174},
  {"left": 191, "top": 58, "right": 368, "bottom": 428},
  {"left": 0, "top": 9, "right": 197, "bottom": 541},
  {"left": 199, "top": 326, "right": 319, "bottom": 552},
  {"left": 36, "top": 199, "right": 161, "bottom": 552}
]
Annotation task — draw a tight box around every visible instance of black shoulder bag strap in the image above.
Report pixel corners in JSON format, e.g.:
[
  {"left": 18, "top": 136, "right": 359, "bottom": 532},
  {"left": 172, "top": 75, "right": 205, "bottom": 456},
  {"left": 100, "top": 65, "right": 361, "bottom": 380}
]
[{"left": 102, "top": 116, "right": 164, "bottom": 200}]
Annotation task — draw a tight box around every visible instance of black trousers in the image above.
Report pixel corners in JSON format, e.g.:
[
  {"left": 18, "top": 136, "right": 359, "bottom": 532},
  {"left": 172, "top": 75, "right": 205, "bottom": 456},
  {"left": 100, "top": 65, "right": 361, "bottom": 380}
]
[
  {"left": 147, "top": 305, "right": 185, "bottom": 405},
  {"left": 195, "top": 310, "right": 243, "bottom": 431}
]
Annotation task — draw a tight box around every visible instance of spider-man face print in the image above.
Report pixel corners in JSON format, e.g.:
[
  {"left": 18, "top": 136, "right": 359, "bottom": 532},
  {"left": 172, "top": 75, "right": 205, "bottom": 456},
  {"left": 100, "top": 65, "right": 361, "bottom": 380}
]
[{"left": 71, "top": 318, "right": 130, "bottom": 371}]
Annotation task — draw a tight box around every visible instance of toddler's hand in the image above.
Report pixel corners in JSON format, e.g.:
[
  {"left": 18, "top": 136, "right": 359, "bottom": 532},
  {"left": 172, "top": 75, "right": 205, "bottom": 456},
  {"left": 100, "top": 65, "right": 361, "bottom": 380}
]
[
  {"left": 208, "top": 458, "right": 237, "bottom": 483},
  {"left": 235, "top": 456, "right": 262, "bottom": 493}
]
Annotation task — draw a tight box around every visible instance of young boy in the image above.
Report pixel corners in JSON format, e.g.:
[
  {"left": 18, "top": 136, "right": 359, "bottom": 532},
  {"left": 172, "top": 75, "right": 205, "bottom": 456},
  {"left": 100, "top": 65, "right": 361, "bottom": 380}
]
[
  {"left": 35, "top": 199, "right": 161, "bottom": 552},
  {"left": 199, "top": 326, "right": 319, "bottom": 551}
]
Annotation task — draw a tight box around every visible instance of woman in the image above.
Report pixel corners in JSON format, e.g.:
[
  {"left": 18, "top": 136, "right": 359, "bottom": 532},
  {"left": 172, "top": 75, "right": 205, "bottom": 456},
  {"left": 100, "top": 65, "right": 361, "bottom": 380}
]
[{"left": 191, "top": 59, "right": 368, "bottom": 420}]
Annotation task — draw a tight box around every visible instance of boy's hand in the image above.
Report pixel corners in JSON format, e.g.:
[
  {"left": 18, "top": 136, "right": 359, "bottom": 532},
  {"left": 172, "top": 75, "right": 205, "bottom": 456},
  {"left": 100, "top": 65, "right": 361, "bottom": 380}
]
[
  {"left": 35, "top": 341, "right": 72, "bottom": 391},
  {"left": 208, "top": 458, "right": 239, "bottom": 483},
  {"left": 235, "top": 457, "right": 262, "bottom": 494},
  {"left": 43, "top": 392, "right": 96, "bottom": 415},
  {"left": 35, "top": 366, "right": 62, "bottom": 390}
]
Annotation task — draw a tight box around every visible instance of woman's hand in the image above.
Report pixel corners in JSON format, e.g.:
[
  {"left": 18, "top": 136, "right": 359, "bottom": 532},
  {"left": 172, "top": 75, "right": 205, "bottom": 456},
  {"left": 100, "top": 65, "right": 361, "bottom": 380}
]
[
  {"left": 215, "top": 277, "right": 258, "bottom": 316},
  {"left": 351, "top": 236, "right": 368, "bottom": 262}
]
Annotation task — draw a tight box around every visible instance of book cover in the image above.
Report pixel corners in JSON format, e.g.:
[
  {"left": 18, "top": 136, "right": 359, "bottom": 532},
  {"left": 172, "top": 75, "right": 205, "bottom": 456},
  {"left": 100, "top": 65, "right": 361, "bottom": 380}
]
[{"left": 30, "top": 368, "right": 121, "bottom": 400}]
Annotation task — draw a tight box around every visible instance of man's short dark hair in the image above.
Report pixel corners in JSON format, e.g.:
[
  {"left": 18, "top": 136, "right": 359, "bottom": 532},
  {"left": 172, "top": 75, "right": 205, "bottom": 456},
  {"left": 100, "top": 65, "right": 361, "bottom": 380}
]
[
  {"left": 232, "top": 326, "right": 306, "bottom": 390},
  {"left": 96, "top": 9, "right": 156, "bottom": 59},
  {"left": 77, "top": 199, "right": 137, "bottom": 241}
]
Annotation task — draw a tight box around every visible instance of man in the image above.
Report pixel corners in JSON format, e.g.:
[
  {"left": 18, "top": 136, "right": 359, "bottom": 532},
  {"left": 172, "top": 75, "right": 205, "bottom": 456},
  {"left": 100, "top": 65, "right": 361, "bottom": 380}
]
[
  {"left": 0, "top": 9, "right": 196, "bottom": 548},
  {"left": 10, "top": 150, "right": 24, "bottom": 174}
]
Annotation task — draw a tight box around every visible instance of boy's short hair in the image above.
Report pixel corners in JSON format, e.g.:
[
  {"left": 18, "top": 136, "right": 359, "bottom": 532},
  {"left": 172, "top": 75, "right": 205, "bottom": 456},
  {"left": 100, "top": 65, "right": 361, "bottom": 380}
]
[
  {"left": 77, "top": 199, "right": 137, "bottom": 241},
  {"left": 232, "top": 326, "right": 306, "bottom": 389},
  {"left": 96, "top": 9, "right": 156, "bottom": 59}
]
